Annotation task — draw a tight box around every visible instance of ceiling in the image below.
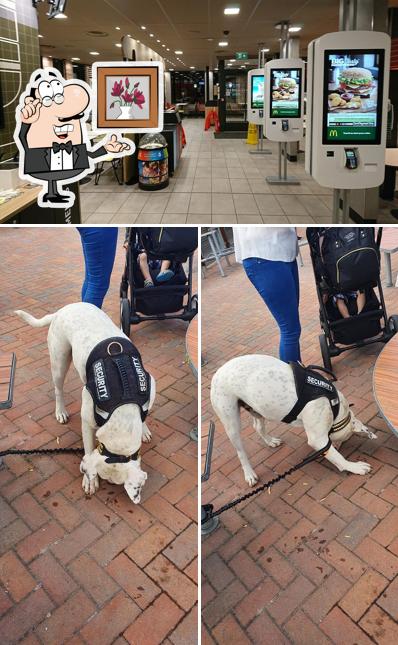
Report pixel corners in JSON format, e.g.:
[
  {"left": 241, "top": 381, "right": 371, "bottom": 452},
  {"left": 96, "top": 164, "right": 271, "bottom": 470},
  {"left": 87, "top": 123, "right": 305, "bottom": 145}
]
[{"left": 37, "top": 0, "right": 392, "bottom": 70}]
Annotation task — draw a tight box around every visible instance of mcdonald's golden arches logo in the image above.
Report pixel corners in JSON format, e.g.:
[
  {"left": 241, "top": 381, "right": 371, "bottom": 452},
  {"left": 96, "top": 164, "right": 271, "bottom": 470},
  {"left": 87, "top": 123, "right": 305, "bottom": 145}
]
[{"left": 329, "top": 129, "right": 338, "bottom": 137}]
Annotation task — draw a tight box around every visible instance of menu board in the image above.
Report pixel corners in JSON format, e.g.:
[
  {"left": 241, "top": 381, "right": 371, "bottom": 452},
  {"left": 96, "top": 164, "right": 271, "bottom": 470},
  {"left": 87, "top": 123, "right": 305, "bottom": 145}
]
[
  {"left": 251, "top": 75, "right": 264, "bottom": 110},
  {"left": 323, "top": 49, "right": 384, "bottom": 144},
  {"left": 270, "top": 68, "right": 302, "bottom": 118}
]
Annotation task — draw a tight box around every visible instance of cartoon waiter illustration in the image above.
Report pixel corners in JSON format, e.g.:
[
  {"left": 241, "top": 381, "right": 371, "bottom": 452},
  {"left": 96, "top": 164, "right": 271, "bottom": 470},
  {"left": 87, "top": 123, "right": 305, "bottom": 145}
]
[{"left": 14, "top": 68, "right": 133, "bottom": 208}]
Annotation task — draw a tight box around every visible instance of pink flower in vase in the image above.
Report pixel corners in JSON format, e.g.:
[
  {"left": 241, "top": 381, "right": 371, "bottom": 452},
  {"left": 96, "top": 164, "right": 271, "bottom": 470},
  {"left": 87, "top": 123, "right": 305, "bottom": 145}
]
[
  {"left": 111, "top": 79, "right": 124, "bottom": 97},
  {"left": 125, "top": 77, "right": 130, "bottom": 89},
  {"left": 133, "top": 88, "right": 145, "bottom": 109},
  {"left": 122, "top": 90, "right": 134, "bottom": 103}
]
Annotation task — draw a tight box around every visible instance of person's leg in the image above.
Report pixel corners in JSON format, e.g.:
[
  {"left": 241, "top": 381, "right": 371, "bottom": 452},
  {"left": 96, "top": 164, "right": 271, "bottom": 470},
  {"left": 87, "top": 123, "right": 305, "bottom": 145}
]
[
  {"left": 243, "top": 258, "right": 301, "bottom": 362},
  {"left": 357, "top": 291, "right": 366, "bottom": 314},
  {"left": 157, "top": 259, "right": 174, "bottom": 283},
  {"left": 77, "top": 227, "right": 118, "bottom": 308},
  {"left": 138, "top": 253, "right": 154, "bottom": 286},
  {"left": 336, "top": 297, "right": 350, "bottom": 318}
]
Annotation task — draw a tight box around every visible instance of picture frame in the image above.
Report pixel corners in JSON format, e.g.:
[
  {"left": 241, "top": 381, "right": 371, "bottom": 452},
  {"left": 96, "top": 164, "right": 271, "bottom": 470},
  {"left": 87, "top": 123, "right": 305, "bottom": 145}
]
[{"left": 91, "top": 61, "right": 164, "bottom": 133}]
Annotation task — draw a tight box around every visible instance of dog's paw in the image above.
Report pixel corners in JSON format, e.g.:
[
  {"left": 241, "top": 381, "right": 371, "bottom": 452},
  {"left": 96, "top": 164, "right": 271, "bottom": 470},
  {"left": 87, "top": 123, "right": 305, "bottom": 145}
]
[
  {"left": 142, "top": 424, "right": 152, "bottom": 443},
  {"left": 82, "top": 473, "right": 99, "bottom": 496},
  {"left": 265, "top": 436, "right": 283, "bottom": 448},
  {"left": 244, "top": 469, "right": 259, "bottom": 487},
  {"left": 55, "top": 408, "right": 69, "bottom": 424},
  {"left": 349, "top": 461, "right": 372, "bottom": 475}
]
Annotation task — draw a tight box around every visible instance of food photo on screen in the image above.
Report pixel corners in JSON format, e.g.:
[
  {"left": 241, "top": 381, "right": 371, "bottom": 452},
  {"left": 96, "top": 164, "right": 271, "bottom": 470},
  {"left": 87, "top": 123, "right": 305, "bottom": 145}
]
[
  {"left": 325, "top": 51, "right": 383, "bottom": 143},
  {"left": 271, "top": 69, "right": 300, "bottom": 117},
  {"left": 251, "top": 76, "right": 264, "bottom": 109}
]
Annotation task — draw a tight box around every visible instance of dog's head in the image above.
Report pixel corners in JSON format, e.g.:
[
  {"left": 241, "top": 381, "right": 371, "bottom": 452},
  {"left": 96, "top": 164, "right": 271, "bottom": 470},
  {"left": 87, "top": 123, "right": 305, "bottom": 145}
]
[
  {"left": 83, "top": 404, "right": 149, "bottom": 502},
  {"left": 331, "top": 392, "right": 377, "bottom": 442},
  {"left": 81, "top": 449, "right": 148, "bottom": 503}
]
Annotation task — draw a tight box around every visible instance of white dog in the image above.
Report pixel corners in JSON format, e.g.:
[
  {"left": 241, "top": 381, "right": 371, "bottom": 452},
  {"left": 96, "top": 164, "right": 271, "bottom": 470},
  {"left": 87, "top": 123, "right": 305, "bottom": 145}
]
[
  {"left": 211, "top": 355, "right": 376, "bottom": 487},
  {"left": 15, "top": 303, "right": 156, "bottom": 502}
]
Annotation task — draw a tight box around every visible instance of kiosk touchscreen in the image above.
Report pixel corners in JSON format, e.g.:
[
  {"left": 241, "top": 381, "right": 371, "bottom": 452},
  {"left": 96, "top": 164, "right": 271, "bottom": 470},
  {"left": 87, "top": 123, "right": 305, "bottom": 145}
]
[
  {"left": 306, "top": 31, "right": 390, "bottom": 189},
  {"left": 265, "top": 58, "right": 305, "bottom": 142},
  {"left": 247, "top": 69, "right": 265, "bottom": 126}
]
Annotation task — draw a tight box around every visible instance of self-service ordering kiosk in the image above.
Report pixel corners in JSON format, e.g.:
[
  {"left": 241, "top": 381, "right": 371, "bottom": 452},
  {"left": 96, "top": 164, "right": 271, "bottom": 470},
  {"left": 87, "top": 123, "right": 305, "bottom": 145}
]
[
  {"left": 247, "top": 69, "right": 265, "bottom": 126},
  {"left": 305, "top": 30, "right": 390, "bottom": 189},
  {"left": 264, "top": 58, "right": 305, "bottom": 142}
]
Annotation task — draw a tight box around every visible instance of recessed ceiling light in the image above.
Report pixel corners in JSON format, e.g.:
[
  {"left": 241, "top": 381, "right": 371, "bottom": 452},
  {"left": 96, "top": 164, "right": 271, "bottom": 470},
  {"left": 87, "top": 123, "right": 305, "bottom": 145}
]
[
  {"left": 289, "top": 26, "right": 302, "bottom": 32},
  {"left": 141, "top": 26, "right": 146, "bottom": 30},
  {"left": 115, "top": 43, "right": 122, "bottom": 47},
  {"left": 89, "top": 51, "right": 100, "bottom": 55},
  {"left": 71, "top": 57, "right": 80, "bottom": 61},
  {"left": 227, "top": 63, "right": 232, "bottom": 66},
  {"left": 219, "top": 41, "right": 228, "bottom": 46},
  {"left": 54, "top": 13, "right": 67, "bottom": 19},
  {"left": 166, "top": 47, "right": 170, "bottom": 51},
  {"left": 175, "top": 50, "right": 183, "bottom": 54},
  {"left": 38, "top": 34, "right": 43, "bottom": 38},
  {"left": 190, "top": 66, "right": 195, "bottom": 69},
  {"left": 224, "top": 6, "right": 240, "bottom": 15},
  {"left": 150, "top": 33, "right": 154, "bottom": 37},
  {"left": 156, "top": 39, "right": 160, "bottom": 43},
  {"left": 115, "top": 26, "right": 121, "bottom": 30},
  {"left": 162, "top": 44, "right": 165, "bottom": 47},
  {"left": 261, "top": 48, "right": 270, "bottom": 52}
]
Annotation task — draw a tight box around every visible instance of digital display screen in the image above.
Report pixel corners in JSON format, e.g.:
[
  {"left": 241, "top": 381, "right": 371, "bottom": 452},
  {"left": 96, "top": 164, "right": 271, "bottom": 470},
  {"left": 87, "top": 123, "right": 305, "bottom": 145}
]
[
  {"left": 323, "top": 49, "right": 384, "bottom": 145},
  {"left": 251, "top": 75, "right": 264, "bottom": 110},
  {"left": 270, "top": 68, "right": 302, "bottom": 118}
]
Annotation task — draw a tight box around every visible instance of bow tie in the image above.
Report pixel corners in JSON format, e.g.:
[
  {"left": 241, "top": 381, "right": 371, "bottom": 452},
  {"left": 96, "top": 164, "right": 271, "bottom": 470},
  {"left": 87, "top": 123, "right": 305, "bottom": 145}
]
[{"left": 52, "top": 141, "right": 73, "bottom": 154}]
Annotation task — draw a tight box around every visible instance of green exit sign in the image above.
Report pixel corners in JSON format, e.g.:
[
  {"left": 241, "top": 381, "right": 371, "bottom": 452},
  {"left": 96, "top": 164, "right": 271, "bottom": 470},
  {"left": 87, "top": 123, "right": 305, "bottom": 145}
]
[{"left": 235, "top": 52, "right": 248, "bottom": 60}]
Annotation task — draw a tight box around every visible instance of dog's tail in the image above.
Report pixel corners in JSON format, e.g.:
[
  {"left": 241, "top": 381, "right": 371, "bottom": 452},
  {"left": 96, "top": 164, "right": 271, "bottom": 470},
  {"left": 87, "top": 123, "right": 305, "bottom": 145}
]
[{"left": 15, "top": 309, "right": 55, "bottom": 328}]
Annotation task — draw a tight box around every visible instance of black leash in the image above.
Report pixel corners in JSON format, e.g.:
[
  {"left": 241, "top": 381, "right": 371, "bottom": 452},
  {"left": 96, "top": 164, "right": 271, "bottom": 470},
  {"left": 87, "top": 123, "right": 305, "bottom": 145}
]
[
  {"left": 0, "top": 447, "right": 84, "bottom": 458},
  {"left": 201, "top": 437, "right": 332, "bottom": 524}
]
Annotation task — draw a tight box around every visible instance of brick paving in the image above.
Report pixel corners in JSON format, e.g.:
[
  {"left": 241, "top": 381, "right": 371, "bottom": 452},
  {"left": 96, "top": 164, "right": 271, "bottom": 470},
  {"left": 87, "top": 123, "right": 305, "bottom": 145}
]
[
  {"left": 202, "top": 229, "right": 398, "bottom": 645},
  {"left": 0, "top": 228, "right": 197, "bottom": 644}
]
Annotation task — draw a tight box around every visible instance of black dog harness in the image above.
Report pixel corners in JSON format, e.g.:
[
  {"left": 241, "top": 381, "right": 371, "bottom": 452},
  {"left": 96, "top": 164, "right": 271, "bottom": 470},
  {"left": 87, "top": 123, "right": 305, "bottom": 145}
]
[
  {"left": 85, "top": 337, "right": 151, "bottom": 428},
  {"left": 282, "top": 362, "right": 340, "bottom": 424}
]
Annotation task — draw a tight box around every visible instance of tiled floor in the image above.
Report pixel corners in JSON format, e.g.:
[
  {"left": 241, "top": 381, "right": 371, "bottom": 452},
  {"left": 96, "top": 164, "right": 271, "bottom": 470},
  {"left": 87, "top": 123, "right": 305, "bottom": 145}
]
[
  {"left": 80, "top": 119, "right": 398, "bottom": 224},
  {"left": 0, "top": 228, "right": 198, "bottom": 643},
  {"left": 202, "top": 233, "right": 398, "bottom": 644}
]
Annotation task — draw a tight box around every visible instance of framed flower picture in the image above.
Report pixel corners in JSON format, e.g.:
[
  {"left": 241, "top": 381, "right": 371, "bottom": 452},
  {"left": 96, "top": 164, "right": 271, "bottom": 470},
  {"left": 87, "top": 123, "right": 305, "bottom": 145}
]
[{"left": 92, "top": 61, "right": 164, "bottom": 133}]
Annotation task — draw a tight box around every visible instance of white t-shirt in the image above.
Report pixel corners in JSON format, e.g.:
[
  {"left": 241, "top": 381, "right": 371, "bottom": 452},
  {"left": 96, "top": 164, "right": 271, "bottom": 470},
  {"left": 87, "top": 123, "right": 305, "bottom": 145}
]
[{"left": 233, "top": 227, "right": 298, "bottom": 263}]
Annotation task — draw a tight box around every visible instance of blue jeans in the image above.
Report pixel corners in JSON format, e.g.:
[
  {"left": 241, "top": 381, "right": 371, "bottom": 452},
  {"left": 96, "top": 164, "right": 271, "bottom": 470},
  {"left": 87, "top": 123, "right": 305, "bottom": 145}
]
[
  {"left": 243, "top": 257, "right": 301, "bottom": 363},
  {"left": 77, "top": 227, "right": 118, "bottom": 308}
]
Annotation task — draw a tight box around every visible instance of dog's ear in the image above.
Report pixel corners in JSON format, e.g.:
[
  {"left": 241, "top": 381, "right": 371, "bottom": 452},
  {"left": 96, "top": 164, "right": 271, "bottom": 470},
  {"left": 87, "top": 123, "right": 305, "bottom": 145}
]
[
  {"left": 352, "top": 420, "right": 377, "bottom": 440},
  {"left": 124, "top": 468, "right": 147, "bottom": 504}
]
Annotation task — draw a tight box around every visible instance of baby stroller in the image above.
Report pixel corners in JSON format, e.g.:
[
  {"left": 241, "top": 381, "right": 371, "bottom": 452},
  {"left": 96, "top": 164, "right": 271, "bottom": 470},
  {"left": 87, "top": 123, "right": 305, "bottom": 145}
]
[
  {"left": 307, "top": 227, "right": 398, "bottom": 371},
  {"left": 120, "top": 227, "right": 198, "bottom": 335}
]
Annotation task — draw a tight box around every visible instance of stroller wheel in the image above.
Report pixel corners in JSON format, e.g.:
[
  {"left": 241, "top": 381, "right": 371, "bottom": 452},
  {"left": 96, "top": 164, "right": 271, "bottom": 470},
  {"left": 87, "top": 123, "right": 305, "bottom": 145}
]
[
  {"left": 319, "top": 334, "right": 332, "bottom": 372},
  {"left": 120, "top": 298, "right": 131, "bottom": 337},
  {"left": 388, "top": 315, "right": 398, "bottom": 334}
]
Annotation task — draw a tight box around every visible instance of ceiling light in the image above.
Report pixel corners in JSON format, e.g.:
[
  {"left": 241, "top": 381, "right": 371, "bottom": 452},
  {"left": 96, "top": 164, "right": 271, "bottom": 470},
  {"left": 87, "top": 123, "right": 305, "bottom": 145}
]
[
  {"left": 162, "top": 44, "right": 165, "bottom": 47},
  {"left": 170, "top": 68, "right": 174, "bottom": 71},
  {"left": 224, "top": 6, "right": 240, "bottom": 15},
  {"left": 289, "top": 26, "right": 302, "bottom": 32},
  {"left": 71, "top": 57, "right": 80, "bottom": 61},
  {"left": 54, "top": 13, "right": 67, "bottom": 19},
  {"left": 166, "top": 47, "right": 170, "bottom": 51},
  {"left": 150, "top": 33, "right": 154, "bottom": 37},
  {"left": 261, "top": 48, "right": 270, "bottom": 52},
  {"left": 175, "top": 50, "right": 183, "bottom": 54},
  {"left": 38, "top": 34, "right": 43, "bottom": 38},
  {"left": 227, "top": 63, "right": 232, "bottom": 66},
  {"left": 115, "top": 43, "right": 122, "bottom": 47},
  {"left": 156, "top": 39, "right": 160, "bottom": 43},
  {"left": 141, "top": 26, "right": 146, "bottom": 30},
  {"left": 190, "top": 66, "right": 195, "bottom": 69},
  {"left": 219, "top": 41, "right": 228, "bottom": 46},
  {"left": 89, "top": 51, "right": 100, "bottom": 55},
  {"left": 115, "top": 26, "right": 121, "bottom": 30}
]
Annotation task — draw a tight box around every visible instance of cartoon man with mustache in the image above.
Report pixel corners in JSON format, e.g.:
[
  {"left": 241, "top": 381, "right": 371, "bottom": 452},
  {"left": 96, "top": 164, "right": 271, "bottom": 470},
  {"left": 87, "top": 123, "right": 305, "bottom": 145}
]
[{"left": 14, "top": 68, "right": 133, "bottom": 208}]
